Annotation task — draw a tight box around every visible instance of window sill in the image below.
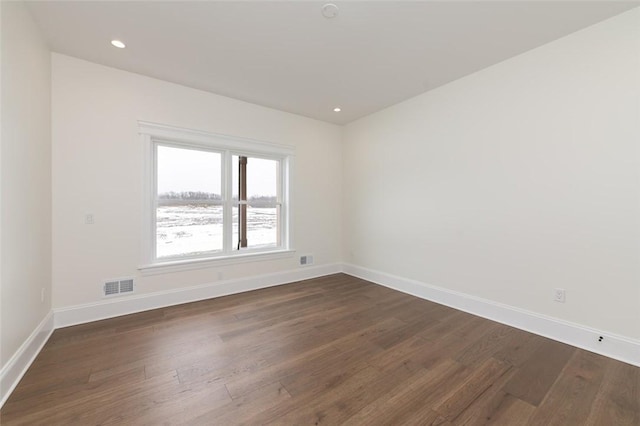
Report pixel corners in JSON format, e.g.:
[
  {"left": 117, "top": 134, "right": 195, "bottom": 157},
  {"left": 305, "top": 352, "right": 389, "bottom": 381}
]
[{"left": 138, "top": 249, "right": 296, "bottom": 276}]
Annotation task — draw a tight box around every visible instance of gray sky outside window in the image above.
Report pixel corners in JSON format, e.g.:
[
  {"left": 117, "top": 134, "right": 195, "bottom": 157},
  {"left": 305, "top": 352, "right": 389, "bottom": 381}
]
[
  {"left": 233, "top": 155, "right": 277, "bottom": 199},
  {"left": 157, "top": 146, "right": 277, "bottom": 197},
  {"left": 157, "top": 146, "right": 221, "bottom": 195}
]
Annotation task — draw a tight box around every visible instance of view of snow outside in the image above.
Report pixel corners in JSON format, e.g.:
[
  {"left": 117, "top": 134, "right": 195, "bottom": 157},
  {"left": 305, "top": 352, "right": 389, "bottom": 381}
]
[
  {"left": 156, "top": 205, "right": 277, "bottom": 258},
  {"left": 156, "top": 145, "right": 280, "bottom": 259}
]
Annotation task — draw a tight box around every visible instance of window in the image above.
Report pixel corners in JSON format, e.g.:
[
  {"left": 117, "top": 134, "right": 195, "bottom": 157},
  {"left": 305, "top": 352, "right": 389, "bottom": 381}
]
[{"left": 140, "top": 122, "right": 293, "bottom": 269}]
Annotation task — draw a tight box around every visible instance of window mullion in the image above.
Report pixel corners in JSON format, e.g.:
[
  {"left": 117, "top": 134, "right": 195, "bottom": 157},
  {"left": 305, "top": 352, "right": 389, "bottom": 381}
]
[
  {"left": 278, "top": 158, "right": 285, "bottom": 248},
  {"left": 239, "top": 156, "right": 248, "bottom": 249},
  {"left": 222, "top": 150, "right": 232, "bottom": 254}
]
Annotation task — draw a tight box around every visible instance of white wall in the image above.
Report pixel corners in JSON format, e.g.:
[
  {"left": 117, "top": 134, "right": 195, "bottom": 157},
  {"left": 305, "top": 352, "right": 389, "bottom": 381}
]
[
  {"left": 0, "top": 1, "right": 52, "bottom": 367},
  {"left": 51, "top": 54, "right": 342, "bottom": 309},
  {"left": 343, "top": 9, "right": 640, "bottom": 340}
]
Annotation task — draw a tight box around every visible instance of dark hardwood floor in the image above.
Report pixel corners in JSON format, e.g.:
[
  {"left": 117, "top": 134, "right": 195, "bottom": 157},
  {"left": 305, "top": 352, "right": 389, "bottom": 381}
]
[{"left": 1, "top": 273, "right": 638, "bottom": 425}]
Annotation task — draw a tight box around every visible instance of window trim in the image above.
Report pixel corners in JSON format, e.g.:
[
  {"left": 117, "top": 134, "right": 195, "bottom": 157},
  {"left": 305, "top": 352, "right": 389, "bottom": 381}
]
[{"left": 138, "top": 121, "right": 294, "bottom": 271}]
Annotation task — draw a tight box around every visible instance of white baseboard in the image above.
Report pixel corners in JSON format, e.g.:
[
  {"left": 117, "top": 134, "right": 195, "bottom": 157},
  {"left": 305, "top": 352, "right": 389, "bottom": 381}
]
[
  {"left": 0, "top": 311, "right": 54, "bottom": 407},
  {"left": 55, "top": 263, "right": 342, "bottom": 328},
  {"left": 342, "top": 263, "right": 640, "bottom": 367}
]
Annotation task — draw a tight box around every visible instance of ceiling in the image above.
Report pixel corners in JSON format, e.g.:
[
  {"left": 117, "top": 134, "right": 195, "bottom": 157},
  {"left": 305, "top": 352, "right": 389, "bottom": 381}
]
[{"left": 27, "top": 1, "right": 639, "bottom": 125}]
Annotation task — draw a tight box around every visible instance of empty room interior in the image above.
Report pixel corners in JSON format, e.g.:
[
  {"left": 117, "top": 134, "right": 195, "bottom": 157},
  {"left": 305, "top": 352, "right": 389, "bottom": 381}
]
[{"left": 1, "top": 0, "right": 640, "bottom": 424}]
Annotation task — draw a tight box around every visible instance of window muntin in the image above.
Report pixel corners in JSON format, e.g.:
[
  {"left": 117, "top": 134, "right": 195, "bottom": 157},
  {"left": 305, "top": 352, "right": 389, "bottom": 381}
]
[{"left": 151, "top": 140, "right": 289, "bottom": 264}]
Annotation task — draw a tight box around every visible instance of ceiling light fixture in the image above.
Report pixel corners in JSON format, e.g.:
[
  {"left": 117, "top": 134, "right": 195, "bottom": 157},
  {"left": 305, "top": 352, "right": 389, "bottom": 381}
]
[
  {"left": 322, "top": 3, "right": 339, "bottom": 19},
  {"left": 333, "top": 107, "right": 341, "bottom": 112},
  {"left": 111, "top": 40, "right": 126, "bottom": 49}
]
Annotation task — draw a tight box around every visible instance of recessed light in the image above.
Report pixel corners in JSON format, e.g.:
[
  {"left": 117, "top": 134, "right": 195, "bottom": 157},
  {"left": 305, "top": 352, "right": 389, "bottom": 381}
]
[
  {"left": 333, "top": 107, "right": 341, "bottom": 112},
  {"left": 111, "top": 40, "right": 126, "bottom": 49},
  {"left": 322, "top": 3, "right": 339, "bottom": 19}
]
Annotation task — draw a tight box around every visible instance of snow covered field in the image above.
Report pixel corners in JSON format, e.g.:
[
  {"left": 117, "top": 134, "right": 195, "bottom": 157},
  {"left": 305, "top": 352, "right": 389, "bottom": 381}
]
[{"left": 156, "top": 205, "right": 277, "bottom": 258}]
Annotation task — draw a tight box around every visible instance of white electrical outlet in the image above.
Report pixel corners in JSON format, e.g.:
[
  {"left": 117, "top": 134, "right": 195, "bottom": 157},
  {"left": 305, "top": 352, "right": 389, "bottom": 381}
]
[
  {"left": 85, "top": 213, "right": 94, "bottom": 225},
  {"left": 553, "top": 288, "right": 566, "bottom": 303}
]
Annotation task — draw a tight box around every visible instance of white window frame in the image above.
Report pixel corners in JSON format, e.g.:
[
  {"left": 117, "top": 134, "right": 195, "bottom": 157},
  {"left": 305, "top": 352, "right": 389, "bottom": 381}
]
[{"left": 138, "top": 121, "right": 294, "bottom": 274}]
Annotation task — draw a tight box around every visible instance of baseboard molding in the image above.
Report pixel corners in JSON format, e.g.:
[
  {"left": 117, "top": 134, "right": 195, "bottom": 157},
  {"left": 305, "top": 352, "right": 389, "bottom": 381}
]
[
  {"left": 0, "top": 311, "right": 54, "bottom": 408},
  {"left": 342, "top": 263, "right": 640, "bottom": 367},
  {"left": 55, "top": 263, "right": 342, "bottom": 328}
]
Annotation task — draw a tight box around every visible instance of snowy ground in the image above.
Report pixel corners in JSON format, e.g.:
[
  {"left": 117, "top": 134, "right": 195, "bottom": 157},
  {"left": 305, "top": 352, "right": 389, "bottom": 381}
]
[{"left": 156, "top": 205, "right": 277, "bottom": 258}]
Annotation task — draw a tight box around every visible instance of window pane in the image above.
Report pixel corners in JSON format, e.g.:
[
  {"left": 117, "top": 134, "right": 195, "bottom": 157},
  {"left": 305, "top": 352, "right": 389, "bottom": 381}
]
[
  {"left": 232, "top": 205, "right": 279, "bottom": 250},
  {"left": 247, "top": 157, "right": 278, "bottom": 199},
  {"left": 156, "top": 206, "right": 223, "bottom": 258},
  {"left": 232, "top": 155, "right": 239, "bottom": 201},
  {"left": 157, "top": 146, "right": 221, "bottom": 200},
  {"left": 232, "top": 155, "right": 280, "bottom": 250},
  {"left": 232, "top": 155, "right": 278, "bottom": 202},
  {"left": 156, "top": 146, "right": 222, "bottom": 258}
]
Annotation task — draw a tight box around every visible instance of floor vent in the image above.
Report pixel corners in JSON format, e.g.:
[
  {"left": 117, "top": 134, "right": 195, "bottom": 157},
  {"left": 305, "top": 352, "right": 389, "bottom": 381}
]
[
  {"left": 300, "top": 255, "right": 314, "bottom": 266},
  {"left": 103, "top": 278, "right": 135, "bottom": 297}
]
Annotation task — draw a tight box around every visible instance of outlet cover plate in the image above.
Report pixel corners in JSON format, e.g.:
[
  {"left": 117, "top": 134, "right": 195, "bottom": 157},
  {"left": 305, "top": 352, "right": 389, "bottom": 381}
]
[{"left": 553, "top": 288, "right": 566, "bottom": 303}]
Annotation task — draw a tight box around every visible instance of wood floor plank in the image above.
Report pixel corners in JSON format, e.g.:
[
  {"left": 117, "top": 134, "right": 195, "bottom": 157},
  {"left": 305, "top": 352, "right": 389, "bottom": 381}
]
[
  {"left": 459, "top": 392, "right": 536, "bottom": 426},
  {"left": 125, "top": 379, "right": 232, "bottom": 426},
  {"left": 1, "top": 365, "right": 147, "bottom": 419},
  {"left": 186, "top": 381, "right": 291, "bottom": 425},
  {"left": 410, "top": 324, "right": 491, "bottom": 370},
  {"left": 433, "top": 357, "right": 512, "bottom": 421},
  {"left": 223, "top": 342, "right": 340, "bottom": 399},
  {"left": 526, "top": 350, "right": 608, "bottom": 425},
  {"left": 451, "top": 366, "right": 530, "bottom": 425},
  {"left": 1, "top": 273, "right": 637, "bottom": 425},
  {"left": 454, "top": 323, "right": 520, "bottom": 367},
  {"left": 584, "top": 360, "right": 640, "bottom": 425},
  {"left": 264, "top": 362, "right": 418, "bottom": 425},
  {"left": 3, "top": 362, "right": 91, "bottom": 405},
  {"left": 1, "top": 370, "right": 181, "bottom": 425},
  {"left": 501, "top": 338, "right": 576, "bottom": 406},
  {"left": 224, "top": 317, "right": 401, "bottom": 399},
  {"left": 370, "top": 316, "right": 439, "bottom": 350},
  {"left": 417, "top": 310, "right": 480, "bottom": 341},
  {"left": 278, "top": 340, "right": 383, "bottom": 397},
  {"left": 366, "top": 335, "right": 433, "bottom": 373},
  {"left": 492, "top": 330, "right": 546, "bottom": 367},
  {"left": 343, "top": 359, "right": 462, "bottom": 425},
  {"left": 402, "top": 410, "right": 454, "bottom": 426}
]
